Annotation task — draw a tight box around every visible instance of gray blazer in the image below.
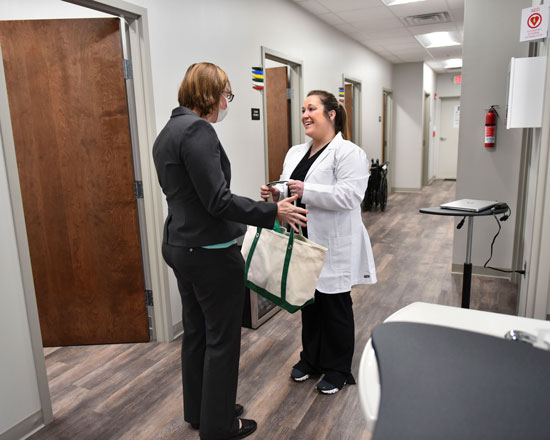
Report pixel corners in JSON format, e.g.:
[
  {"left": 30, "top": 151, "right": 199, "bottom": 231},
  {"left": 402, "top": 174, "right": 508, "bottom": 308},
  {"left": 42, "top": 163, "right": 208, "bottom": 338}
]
[{"left": 153, "top": 106, "right": 277, "bottom": 247}]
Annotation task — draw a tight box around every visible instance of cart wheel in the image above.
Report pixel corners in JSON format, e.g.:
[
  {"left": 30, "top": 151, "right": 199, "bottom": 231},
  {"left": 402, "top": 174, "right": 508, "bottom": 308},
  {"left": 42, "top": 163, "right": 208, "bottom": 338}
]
[{"left": 380, "top": 176, "right": 388, "bottom": 211}]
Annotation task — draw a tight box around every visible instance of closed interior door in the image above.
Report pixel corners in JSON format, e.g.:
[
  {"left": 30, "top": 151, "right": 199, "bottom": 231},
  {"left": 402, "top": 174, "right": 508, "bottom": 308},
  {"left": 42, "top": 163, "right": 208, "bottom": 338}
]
[
  {"left": 0, "top": 18, "right": 149, "bottom": 346},
  {"left": 344, "top": 83, "right": 353, "bottom": 140},
  {"left": 266, "top": 66, "right": 291, "bottom": 182},
  {"left": 438, "top": 97, "right": 460, "bottom": 179}
]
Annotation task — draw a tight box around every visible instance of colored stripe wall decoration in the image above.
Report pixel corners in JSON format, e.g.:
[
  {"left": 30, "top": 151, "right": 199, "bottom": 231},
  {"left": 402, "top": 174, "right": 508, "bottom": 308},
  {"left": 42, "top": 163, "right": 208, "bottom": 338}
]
[
  {"left": 338, "top": 87, "right": 345, "bottom": 103},
  {"left": 252, "top": 66, "right": 264, "bottom": 91}
]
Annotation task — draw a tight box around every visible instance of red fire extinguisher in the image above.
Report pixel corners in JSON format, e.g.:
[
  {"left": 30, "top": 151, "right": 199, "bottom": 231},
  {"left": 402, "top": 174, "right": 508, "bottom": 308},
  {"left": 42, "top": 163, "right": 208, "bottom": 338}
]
[{"left": 484, "top": 106, "right": 498, "bottom": 148}]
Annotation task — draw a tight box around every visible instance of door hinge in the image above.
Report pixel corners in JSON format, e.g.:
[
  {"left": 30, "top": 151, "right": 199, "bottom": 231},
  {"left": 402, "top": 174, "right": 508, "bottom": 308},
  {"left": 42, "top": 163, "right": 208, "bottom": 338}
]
[
  {"left": 134, "top": 180, "right": 144, "bottom": 199},
  {"left": 286, "top": 88, "right": 294, "bottom": 100},
  {"left": 123, "top": 59, "right": 133, "bottom": 80},
  {"left": 145, "top": 290, "right": 154, "bottom": 306}
]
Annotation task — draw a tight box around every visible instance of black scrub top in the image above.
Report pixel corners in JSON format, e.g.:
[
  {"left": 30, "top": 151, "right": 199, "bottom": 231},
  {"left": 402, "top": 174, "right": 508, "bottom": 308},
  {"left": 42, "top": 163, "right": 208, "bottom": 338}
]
[{"left": 289, "top": 143, "right": 328, "bottom": 238}]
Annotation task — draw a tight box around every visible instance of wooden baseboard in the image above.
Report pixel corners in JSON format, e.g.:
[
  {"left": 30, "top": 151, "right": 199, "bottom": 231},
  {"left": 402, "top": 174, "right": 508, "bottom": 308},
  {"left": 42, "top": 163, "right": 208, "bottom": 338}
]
[
  {"left": 1, "top": 410, "right": 44, "bottom": 440},
  {"left": 451, "top": 263, "right": 513, "bottom": 280}
]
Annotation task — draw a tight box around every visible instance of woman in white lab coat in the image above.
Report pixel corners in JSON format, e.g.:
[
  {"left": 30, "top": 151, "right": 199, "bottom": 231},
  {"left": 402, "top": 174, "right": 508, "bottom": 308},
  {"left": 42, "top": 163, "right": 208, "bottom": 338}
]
[{"left": 261, "top": 90, "right": 376, "bottom": 394}]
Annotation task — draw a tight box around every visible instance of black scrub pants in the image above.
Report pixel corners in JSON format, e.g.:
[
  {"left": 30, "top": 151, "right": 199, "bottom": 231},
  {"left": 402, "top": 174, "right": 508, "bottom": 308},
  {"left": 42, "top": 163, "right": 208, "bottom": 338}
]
[
  {"left": 294, "top": 290, "right": 356, "bottom": 388},
  {"left": 162, "top": 243, "right": 244, "bottom": 440}
]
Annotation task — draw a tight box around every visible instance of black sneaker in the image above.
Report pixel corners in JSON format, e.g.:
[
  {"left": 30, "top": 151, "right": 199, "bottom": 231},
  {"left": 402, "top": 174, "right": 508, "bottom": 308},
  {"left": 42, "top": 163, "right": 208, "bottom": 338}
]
[
  {"left": 290, "top": 367, "right": 309, "bottom": 382},
  {"left": 316, "top": 378, "right": 340, "bottom": 394}
]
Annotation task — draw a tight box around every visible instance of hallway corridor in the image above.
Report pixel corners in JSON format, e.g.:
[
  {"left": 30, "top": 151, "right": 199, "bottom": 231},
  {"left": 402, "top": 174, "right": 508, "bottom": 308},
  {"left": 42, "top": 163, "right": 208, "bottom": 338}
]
[{"left": 36, "top": 180, "right": 517, "bottom": 440}]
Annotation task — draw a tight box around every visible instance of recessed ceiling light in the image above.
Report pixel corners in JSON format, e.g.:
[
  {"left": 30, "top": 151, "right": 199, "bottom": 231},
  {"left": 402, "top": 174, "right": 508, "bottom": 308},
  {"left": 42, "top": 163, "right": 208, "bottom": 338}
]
[
  {"left": 415, "top": 31, "right": 461, "bottom": 48},
  {"left": 381, "top": 0, "right": 426, "bottom": 5},
  {"left": 442, "top": 58, "right": 463, "bottom": 69}
]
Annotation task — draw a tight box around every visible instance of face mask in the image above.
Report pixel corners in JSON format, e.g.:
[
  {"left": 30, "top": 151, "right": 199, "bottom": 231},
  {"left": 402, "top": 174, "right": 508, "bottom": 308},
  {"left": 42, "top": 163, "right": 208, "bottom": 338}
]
[{"left": 215, "top": 105, "right": 228, "bottom": 123}]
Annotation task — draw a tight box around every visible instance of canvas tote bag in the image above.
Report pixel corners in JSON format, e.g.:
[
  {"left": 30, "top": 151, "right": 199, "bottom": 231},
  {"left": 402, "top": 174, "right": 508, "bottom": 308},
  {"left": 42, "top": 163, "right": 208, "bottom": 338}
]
[{"left": 241, "top": 222, "right": 328, "bottom": 313}]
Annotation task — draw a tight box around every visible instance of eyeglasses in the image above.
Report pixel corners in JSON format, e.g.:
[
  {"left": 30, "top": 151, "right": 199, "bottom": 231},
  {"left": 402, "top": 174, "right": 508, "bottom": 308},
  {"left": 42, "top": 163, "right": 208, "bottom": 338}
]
[{"left": 223, "top": 90, "right": 235, "bottom": 102}]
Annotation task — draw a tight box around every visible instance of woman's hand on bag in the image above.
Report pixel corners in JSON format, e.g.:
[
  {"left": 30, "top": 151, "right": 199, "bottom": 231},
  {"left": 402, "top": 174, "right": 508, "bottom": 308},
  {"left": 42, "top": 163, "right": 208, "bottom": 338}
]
[
  {"left": 260, "top": 185, "right": 280, "bottom": 202},
  {"left": 276, "top": 195, "right": 308, "bottom": 232},
  {"left": 288, "top": 180, "right": 304, "bottom": 198}
]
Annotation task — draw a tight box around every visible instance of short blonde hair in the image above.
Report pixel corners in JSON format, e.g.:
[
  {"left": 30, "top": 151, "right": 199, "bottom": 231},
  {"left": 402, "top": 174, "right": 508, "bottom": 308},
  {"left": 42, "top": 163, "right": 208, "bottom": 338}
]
[{"left": 178, "top": 62, "right": 230, "bottom": 117}]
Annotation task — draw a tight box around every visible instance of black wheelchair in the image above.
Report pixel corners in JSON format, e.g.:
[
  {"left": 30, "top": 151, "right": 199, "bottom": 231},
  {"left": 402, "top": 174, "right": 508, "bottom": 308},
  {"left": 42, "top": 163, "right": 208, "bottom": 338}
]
[{"left": 362, "top": 159, "right": 389, "bottom": 212}]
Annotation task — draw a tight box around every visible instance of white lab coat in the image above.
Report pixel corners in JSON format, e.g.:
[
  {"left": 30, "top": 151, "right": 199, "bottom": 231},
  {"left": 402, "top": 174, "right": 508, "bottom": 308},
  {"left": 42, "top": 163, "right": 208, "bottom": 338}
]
[{"left": 276, "top": 132, "right": 377, "bottom": 293}]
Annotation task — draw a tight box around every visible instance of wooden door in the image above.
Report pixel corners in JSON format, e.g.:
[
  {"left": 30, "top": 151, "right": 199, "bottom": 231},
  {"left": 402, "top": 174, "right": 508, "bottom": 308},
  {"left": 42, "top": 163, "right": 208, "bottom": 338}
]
[
  {"left": 0, "top": 18, "right": 149, "bottom": 346},
  {"left": 344, "top": 83, "right": 353, "bottom": 140},
  {"left": 266, "top": 66, "right": 291, "bottom": 183}
]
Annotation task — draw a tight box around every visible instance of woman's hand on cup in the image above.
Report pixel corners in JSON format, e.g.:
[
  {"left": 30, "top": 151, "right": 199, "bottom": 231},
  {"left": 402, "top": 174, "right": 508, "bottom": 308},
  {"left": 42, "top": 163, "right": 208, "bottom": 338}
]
[
  {"left": 260, "top": 185, "right": 280, "bottom": 202},
  {"left": 276, "top": 194, "right": 307, "bottom": 232},
  {"left": 288, "top": 180, "right": 304, "bottom": 198}
]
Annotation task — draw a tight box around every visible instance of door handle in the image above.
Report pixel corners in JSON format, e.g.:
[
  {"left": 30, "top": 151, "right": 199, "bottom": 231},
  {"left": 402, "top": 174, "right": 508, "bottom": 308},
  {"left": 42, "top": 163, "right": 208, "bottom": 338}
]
[{"left": 440, "top": 137, "right": 447, "bottom": 141}]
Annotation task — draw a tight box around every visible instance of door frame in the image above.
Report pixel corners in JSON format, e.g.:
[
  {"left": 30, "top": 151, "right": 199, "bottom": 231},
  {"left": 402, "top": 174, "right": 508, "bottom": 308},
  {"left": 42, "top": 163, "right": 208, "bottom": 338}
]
[
  {"left": 0, "top": 0, "right": 169, "bottom": 431},
  {"left": 261, "top": 46, "right": 304, "bottom": 182},
  {"left": 422, "top": 91, "right": 431, "bottom": 186},
  {"left": 382, "top": 88, "right": 393, "bottom": 192},
  {"left": 0, "top": 45, "right": 54, "bottom": 428},
  {"left": 342, "top": 74, "right": 362, "bottom": 145}
]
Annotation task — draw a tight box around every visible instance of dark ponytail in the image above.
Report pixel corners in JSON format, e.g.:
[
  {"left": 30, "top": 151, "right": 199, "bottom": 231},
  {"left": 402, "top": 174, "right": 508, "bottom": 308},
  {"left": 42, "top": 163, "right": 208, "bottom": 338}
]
[{"left": 307, "top": 90, "right": 349, "bottom": 140}]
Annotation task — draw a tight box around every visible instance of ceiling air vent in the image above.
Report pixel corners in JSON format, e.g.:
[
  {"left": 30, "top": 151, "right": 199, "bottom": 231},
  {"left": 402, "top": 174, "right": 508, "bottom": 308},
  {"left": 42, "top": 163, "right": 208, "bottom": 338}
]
[{"left": 401, "top": 11, "right": 451, "bottom": 27}]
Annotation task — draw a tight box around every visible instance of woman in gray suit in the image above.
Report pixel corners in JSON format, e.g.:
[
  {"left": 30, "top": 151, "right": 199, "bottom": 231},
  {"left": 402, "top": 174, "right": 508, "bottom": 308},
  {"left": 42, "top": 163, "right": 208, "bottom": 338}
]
[{"left": 153, "top": 62, "right": 307, "bottom": 440}]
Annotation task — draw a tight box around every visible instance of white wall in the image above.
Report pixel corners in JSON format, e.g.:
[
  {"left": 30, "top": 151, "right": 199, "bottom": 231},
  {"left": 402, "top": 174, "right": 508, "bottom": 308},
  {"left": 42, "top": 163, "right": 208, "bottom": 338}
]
[
  {"left": 436, "top": 72, "right": 462, "bottom": 98},
  {"left": 453, "top": 0, "right": 530, "bottom": 270},
  {"left": 0, "top": 0, "right": 394, "bottom": 338},
  {"left": 392, "top": 62, "right": 424, "bottom": 190},
  {"left": 0, "top": 119, "right": 41, "bottom": 436}
]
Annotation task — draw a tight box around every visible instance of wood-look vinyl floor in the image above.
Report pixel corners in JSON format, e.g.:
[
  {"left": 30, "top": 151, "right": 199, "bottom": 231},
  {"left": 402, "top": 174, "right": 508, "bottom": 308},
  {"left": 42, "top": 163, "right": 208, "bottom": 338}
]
[{"left": 33, "top": 180, "right": 517, "bottom": 440}]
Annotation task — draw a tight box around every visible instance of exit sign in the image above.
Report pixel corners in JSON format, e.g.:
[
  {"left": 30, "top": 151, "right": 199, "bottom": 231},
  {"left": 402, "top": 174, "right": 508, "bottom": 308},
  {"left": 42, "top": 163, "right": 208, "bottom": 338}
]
[{"left": 454, "top": 75, "right": 462, "bottom": 84}]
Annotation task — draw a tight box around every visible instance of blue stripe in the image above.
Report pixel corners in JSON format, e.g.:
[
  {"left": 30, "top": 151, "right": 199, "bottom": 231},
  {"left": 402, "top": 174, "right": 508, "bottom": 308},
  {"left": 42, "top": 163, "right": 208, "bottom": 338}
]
[{"left": 202, "top": 239, "right": 237, "bottom": 249}]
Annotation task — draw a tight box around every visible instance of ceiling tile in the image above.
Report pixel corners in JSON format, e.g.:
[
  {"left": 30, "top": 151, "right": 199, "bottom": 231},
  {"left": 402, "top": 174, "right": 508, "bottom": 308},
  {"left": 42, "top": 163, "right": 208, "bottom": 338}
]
[
  {"left": 408, "top": 22, "right": 462, "bottom": 36},
  {"left": 445, "top": 0, "right": 465, "bottom": 9},
  {"left": 426, "top": 46, "right": 462, "bottom": 60},
  {"left": 448, "top": 7, "right": 464, "bottom": 21},
  {"left": 363, "top": 27, "right": 412, "bottom": 38},
  {"left": 293, "top": 0, "right": 466, "bottom": 67},
  {"left": 385, "top": 41, "right": 424, "bottom": 51},
  {"left": 333, "top": 22, "right": 362, "bottom": 32},
  {"left": 351, "top": 17, "right": 406, "bottom": 31},
  {"left": 366, "top": 35, "right": 417, "bottom": 45},
  {"left": 317, "top": 0, "right": 381, "bottom": 12},
  {"left": 385, "top": 0, "right": 449, "bottom": 18},
  {"left": 390, "top": 48, "right": 428, "bottom": 57},
  {"left": 294, "top": 0, "right": 331, "bottom": 15},
  {"left": 317, "top": 12, "right": 346, "bottom": 25},
  {"left": 336, "top": 6, "right": 396, "bottom": 22}
]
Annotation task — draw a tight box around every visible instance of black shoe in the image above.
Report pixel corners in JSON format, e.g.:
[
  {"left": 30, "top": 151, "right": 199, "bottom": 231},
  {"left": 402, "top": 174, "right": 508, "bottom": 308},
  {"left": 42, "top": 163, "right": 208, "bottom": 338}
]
[
  {"left": 189, "top": 404, "right": 245, "bottom": 430},
  {"left": 290, "top": 367, "right": 310, "bottom": 382},
  {"left": 316, "top": 378, "right": 341, "bottom": 394},
  {"left": 228, "top": 418, "right": 257, "bottom": 439},
  {"left": 234, "top": 404, "right": 244, "bottom": 417}
]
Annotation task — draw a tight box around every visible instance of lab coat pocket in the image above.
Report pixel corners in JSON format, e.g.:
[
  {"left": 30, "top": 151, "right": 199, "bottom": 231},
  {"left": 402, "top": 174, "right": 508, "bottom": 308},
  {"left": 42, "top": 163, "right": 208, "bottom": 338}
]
[{"left": 328, "top": 235, "right": 352, "bottom": 274}]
